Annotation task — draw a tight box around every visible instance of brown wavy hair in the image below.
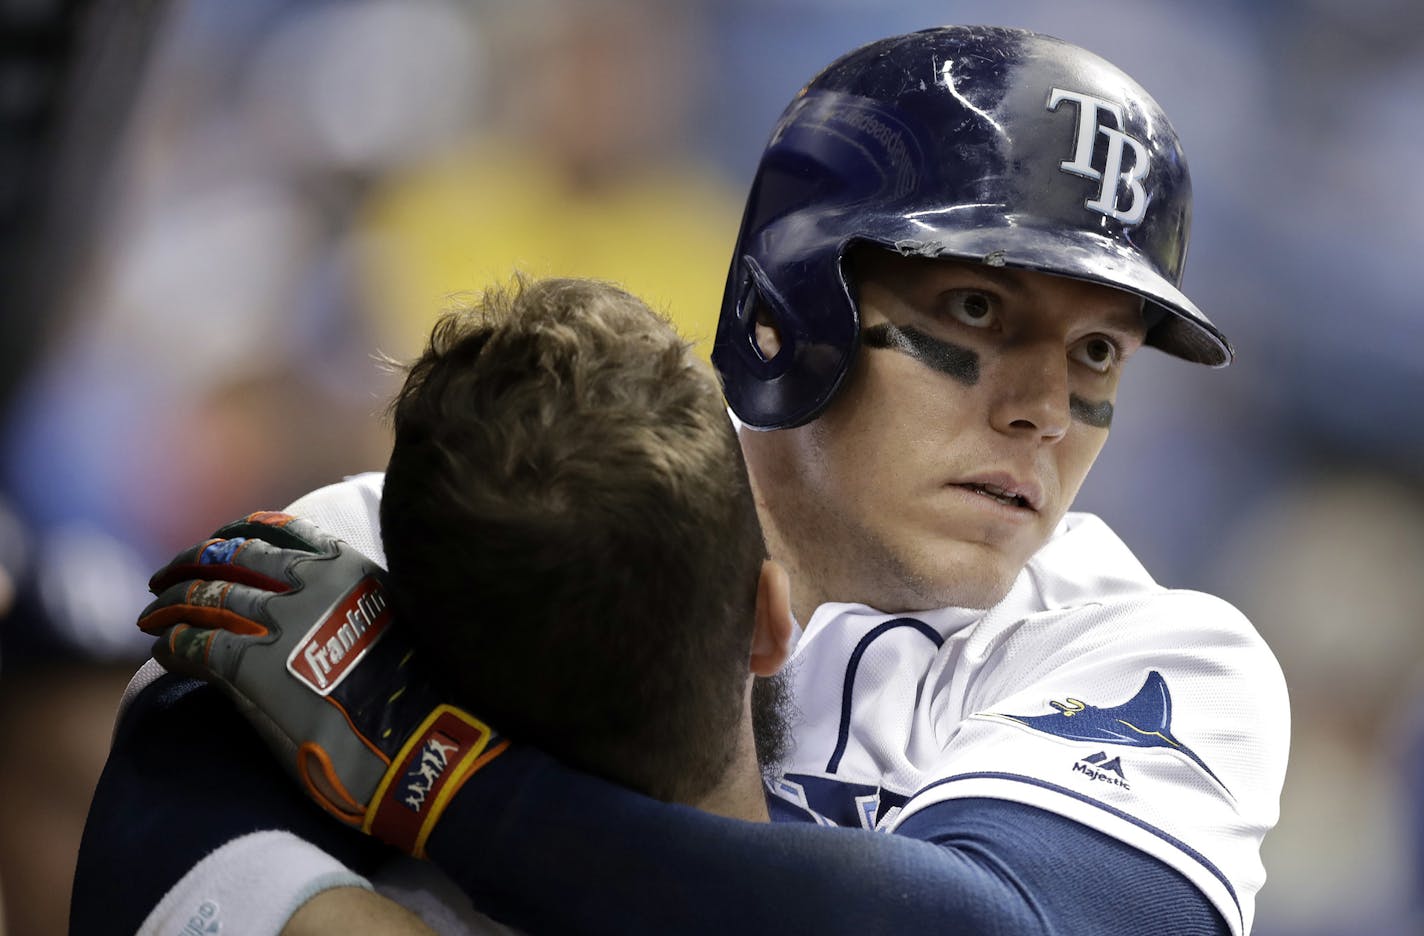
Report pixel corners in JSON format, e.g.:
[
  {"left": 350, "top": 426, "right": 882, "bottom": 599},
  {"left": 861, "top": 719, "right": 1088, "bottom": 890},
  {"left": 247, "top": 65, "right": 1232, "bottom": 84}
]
[{"left": 381, "top": 276, "right": 766, "bottom": 803}]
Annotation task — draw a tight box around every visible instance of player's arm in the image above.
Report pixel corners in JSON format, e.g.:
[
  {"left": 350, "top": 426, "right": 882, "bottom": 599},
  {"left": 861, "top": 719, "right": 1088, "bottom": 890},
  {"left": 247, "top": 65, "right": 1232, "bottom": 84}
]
[
  {"left": 74, "top": 664, "right": 456, "bottom": 936},
  {"left": 71, "top": 667, "right": 395, "bottom": 935},
  {"left": 137, "top": 514, "right": 1228, "bottom": 936},
  {"left": 284, "top": 888, "right": 437, "bottom": 936},
  {"left": 421, "top": 745, "right": 1228, "bottom": 935},
  {"left": 74, "top": 667, "right": 447, "bottom": 936}
]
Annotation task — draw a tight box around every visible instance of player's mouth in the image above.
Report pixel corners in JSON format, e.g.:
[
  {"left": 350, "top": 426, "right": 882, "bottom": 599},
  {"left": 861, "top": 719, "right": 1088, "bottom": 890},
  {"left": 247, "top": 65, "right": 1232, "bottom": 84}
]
[{"left": 950, "top": 476, "right": 1041, "bottom": 512}]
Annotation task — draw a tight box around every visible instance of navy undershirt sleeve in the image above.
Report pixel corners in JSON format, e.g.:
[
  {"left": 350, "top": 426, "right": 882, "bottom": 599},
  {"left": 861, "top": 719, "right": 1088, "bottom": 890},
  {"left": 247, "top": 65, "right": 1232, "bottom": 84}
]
[
  {"left": 428, "top": 748, "right": 1231, "bottom": 936},
  {"left": 72, "top": 677, "right": 1231, "bottom": 935},
  {"left": 70, "top": 673, "right": 391, "bottom": 935},
  {"left": 895, "top": 800, "right": 1232, "bottom": 935}
]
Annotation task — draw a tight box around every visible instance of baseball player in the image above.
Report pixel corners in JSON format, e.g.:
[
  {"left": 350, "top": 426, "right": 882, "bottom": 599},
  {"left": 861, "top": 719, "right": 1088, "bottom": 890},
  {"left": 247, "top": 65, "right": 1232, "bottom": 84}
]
[
  {"left": 74, "top": 26, "right": 1287, "bottom": 935},
  {"left": 76, "top": 276, "right": 794, "bottom": 935}
]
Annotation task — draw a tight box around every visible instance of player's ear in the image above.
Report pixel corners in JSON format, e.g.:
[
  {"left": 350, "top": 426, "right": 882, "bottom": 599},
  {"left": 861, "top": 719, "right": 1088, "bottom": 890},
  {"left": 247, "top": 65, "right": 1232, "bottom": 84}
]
[
  {"left": 750, "top": 559, "right": 793, "bottom": 676},
  {"left": 752, "top": 296, "right": 784, "bottom": 361}
]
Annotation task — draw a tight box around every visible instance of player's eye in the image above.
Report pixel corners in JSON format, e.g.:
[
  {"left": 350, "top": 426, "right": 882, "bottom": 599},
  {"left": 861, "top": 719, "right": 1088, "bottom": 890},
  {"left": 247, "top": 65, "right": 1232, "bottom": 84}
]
[
  {"left": 941, "top": 289, "right": 997, "bottom": 329},
  {"left": 1070, "top": 335, "right": 1121, "bottom": 374}
]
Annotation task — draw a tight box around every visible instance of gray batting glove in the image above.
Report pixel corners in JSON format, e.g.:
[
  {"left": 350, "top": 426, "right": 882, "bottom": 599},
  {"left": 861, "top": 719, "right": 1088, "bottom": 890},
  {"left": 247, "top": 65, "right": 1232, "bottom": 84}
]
[{"left": 139, "top": 510, "right": 506, "bottom": 856}]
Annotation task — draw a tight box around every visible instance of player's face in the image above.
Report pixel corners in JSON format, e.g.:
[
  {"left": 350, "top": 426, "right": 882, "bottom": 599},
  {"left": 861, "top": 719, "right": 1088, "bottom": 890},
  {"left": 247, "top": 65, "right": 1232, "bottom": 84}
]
[{"left": 746, "top": 251, "right": 1146, "bottom": 613}]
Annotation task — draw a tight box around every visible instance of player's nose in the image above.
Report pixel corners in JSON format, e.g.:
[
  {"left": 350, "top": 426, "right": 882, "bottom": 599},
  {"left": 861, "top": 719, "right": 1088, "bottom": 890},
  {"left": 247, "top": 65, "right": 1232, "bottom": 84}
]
[{"left": 988, "top": 341, "right": 1071, "bottom": 442}]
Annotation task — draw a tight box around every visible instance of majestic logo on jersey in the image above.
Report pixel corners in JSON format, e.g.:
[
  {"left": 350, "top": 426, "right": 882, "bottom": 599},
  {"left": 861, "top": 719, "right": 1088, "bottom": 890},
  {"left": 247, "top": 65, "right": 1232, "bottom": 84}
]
[
  {"left": 1047, "top": 87, "right": 1150, "bottom": 224},
  {"left": 286, "top": 575, "right": 391, "bottom": 695},
  {"left": 996, "top": 671, "right": 1225, "bottom": 789},
  {"left": 1073, "top": 751, "right": 1130, "bottom": 789}
]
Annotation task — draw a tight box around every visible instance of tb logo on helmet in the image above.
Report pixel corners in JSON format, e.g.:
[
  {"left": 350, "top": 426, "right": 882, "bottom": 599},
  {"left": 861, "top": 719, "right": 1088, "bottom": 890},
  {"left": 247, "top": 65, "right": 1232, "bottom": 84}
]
[{"left": 1048, "top": 88, "right": 1150, "bottom": 225}]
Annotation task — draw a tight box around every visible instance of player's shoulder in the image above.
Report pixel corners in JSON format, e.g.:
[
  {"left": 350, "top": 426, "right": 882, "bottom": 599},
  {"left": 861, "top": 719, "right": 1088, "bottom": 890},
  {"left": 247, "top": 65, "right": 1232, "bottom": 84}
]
[
  {"left": 1025, "top": 512, "right": 1264, "bottom": 641},
  {"left": 975, "top": 582, "right": 1285, "bottom": 723},
  {"left": 1144, "top": 588, "right": 1289, "bottom": 735},
  {"left": 112, "top": 660, "right": 246, "bottom": 750},
  {"left": 284, "top": 471, "right": 385, "bottom": 517},
  {"left": 283, "top": 471, "right": 388, "bottom": 567},
  {"left": 1023, "top": 511, "right": 1159, "bottom": 605},
  {"left": 988, "top": 512, "right": 1287, "bottom": 714},
  {"left": 1132, "top": 586, "right": 1265, "bottom": 652},
  {"left": 1083, "top": 578, "right": 1268, "bottom": 665},
  {"left": 1027, "top": 583, "right": 1288, "bottom": 733}
]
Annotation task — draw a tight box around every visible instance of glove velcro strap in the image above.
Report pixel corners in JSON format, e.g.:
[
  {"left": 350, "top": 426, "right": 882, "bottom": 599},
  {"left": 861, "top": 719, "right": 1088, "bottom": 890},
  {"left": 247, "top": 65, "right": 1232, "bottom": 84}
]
[{"left": 364, "top": 704, "right": 506, "bottom": 857}]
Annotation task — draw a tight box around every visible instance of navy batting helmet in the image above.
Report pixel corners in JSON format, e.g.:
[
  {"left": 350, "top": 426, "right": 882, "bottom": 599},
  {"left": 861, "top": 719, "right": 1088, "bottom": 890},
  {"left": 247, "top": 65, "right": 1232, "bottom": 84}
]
[{"left": 713, "top": 26, "right": 1232, "bottom": 430}]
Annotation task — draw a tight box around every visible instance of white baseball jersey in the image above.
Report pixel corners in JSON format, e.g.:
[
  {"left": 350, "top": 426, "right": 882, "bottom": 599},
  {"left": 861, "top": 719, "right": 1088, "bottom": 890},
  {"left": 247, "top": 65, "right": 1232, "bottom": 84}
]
[{"left": 767, "top": 510, "right": 1288, "bottom": 936}]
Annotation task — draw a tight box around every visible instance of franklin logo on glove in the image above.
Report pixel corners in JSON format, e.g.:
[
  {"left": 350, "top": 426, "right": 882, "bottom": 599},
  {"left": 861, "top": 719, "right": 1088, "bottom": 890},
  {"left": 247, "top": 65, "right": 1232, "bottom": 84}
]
[{"left": 286, "top": 577, "right": 391, "bottom": 694}]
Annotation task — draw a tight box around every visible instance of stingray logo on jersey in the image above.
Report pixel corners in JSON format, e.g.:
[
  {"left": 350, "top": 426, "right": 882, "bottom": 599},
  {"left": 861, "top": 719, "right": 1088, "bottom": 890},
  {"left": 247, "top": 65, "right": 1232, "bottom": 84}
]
[
  {"left": 398, "top": 731, "right": 462, "bottom": 812},
  {"left": 1073, "top": 751, "right": 1130, "bottom": 790},
  {"left": 286, "top": 576, "right": 392, "bottom": 695},
  {"left": 993, "top": 670, "right": 1228, "bottom": 791},
  {"left": 1047, "top": 88, "right": 1150, "bottom": 224}
]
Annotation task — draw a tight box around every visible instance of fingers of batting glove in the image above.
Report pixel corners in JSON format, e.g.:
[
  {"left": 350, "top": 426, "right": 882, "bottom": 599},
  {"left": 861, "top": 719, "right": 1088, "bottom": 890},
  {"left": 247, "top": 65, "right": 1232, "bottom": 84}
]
[
  {"left": 138, "top": 578, "right": 276, "bottom": 638},
  {"left": 148, "top": 535, "right": 324, "bottom": 597},
  {"left": 151, "top": 622, "right": 251, "bottom": 682},
  {"left": 147, "top": 511, "right": 345, "bottom": 594},
  {"left": 209, "top": 511, "right": 342, "bottom": 555}
]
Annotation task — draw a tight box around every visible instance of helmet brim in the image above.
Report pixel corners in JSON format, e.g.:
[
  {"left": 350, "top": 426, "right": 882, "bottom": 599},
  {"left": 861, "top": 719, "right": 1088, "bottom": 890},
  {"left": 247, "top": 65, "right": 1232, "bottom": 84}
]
[{"left": 856, "top": 214, "right": 1233, "bottom": 367}]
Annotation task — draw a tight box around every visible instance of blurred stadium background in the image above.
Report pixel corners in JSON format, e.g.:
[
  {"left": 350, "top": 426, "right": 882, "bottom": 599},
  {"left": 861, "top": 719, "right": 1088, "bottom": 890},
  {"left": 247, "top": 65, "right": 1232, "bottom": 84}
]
[{"left": 2, "top": 0, "right": 1422, "bottom": 932}]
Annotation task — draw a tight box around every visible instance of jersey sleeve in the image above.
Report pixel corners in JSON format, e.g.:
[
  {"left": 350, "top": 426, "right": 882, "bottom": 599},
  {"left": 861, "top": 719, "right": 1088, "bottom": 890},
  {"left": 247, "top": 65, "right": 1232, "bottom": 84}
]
[
  {"left": 892, "top": 589, "right": 1289, "bottom": 935},
  {"left": 284, "top": 471, "right": 387, "bottom": 566}
]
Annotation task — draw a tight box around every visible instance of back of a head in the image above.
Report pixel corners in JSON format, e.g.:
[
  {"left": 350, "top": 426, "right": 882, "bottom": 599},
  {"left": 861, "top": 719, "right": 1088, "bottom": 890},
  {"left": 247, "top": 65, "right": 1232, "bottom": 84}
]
[
  {"left": 381, "top": 277, "right": 765, "bottom": 804},
  {"left": 714, "top": 25, "right": 1233, "bottom": 431}
]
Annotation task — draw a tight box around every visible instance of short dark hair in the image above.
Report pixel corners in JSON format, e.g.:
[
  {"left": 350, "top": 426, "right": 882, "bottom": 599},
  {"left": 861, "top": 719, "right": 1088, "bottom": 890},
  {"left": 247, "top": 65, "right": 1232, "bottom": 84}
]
[{"left": 381, "top": 277, "right": 767, "bottom": 803}]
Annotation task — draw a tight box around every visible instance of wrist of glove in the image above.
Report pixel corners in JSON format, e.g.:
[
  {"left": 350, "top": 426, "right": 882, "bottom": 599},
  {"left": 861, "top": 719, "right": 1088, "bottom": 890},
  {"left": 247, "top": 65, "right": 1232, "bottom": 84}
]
[{"left": 139, "top": 510, "right": 507, "bottom": 857}]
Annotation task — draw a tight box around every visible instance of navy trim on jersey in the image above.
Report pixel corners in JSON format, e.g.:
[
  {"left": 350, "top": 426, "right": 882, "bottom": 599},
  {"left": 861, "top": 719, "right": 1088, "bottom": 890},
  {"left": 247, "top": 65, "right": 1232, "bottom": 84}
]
[
  {"left": 775, "top": 772, "right": 912, "bottom": 828},
  {"left": 906, "top": 770, "right": 1242, "bottom": 930},
  {"left": 827, "top": 617, "right": 943, "bottom": 772}
]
